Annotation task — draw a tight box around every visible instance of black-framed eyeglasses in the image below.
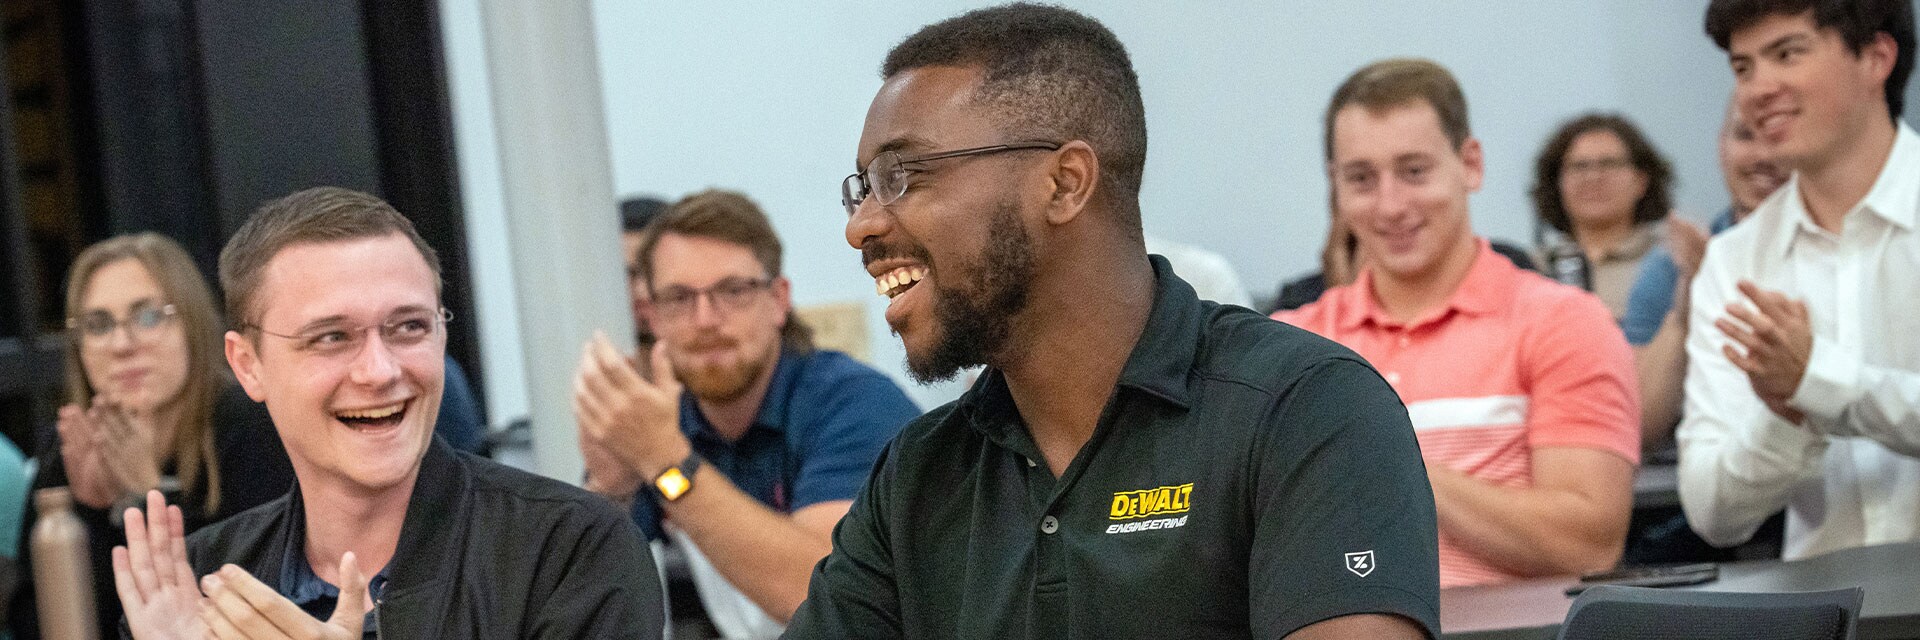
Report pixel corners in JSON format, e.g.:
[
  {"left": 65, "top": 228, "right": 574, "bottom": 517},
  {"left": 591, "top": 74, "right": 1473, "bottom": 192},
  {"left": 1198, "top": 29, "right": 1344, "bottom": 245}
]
[
  {"left": 244, "top": 307, "right": 452, "bottom": 358},
  {"left": 840, "top": 141, "right": 1062, "bottom": 216},
  {"left": 67, "top": 303, "right": 178, "bottom": 343}
]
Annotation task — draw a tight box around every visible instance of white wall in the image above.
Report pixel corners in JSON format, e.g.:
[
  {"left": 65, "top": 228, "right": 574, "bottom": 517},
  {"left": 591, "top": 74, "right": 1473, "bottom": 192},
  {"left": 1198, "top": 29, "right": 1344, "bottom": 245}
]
[{"left": 445, "top": 1, "right": 1750, "bottom": 423}]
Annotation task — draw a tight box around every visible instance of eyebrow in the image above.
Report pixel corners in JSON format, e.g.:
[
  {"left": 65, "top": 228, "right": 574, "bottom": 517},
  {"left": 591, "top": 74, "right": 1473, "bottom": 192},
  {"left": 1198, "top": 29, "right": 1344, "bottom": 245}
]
[
  {"left": 1733, "top": 32, "right": 1811, "bottom": 62},
  {"left": 288, "top": 304, "right": 437, "bottom": 334},
  {"left": 86, "top": 296, "right": 163, "bottom": 316},
  {"left": 859, "top": 135, "right": 936, "bottom": 166}
]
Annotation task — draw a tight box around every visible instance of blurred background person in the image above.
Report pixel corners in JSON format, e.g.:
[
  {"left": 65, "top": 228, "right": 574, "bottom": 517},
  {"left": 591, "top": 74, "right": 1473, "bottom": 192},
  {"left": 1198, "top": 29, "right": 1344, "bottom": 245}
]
[
  {"left": 1267, "top": 191, "right": 1536, "bottom": 313},
  {"left": 623, "top": 195, "right": 671, "bottom": 351},
  {"left": 11, "top": 233, "right": 293, "bottom": 640},
  {"left": 1627, "top": 100, "right": 1788, "bottom": 451},
  {"left": 1530, "top": 113, "right": 1677, "bottom": 319}
]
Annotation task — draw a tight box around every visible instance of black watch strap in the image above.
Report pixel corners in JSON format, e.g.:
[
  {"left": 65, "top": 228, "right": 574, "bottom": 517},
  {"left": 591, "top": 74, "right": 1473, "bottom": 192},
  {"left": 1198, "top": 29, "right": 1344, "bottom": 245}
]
[{"left": 653, "top": 452, "right": 703, "bottom": 502}]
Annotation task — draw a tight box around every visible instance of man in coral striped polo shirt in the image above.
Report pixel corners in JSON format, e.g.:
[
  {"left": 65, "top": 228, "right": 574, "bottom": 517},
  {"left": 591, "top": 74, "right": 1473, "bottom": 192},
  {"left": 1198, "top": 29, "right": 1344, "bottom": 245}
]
[{"left": 1275, "top": 58, "right": 1641, "bottom": 587}]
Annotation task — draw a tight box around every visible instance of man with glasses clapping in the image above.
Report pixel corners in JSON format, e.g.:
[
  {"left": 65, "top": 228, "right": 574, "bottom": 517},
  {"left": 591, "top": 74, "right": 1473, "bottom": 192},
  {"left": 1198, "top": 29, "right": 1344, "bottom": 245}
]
[{"left": 573, "top": 189, "right": 918, "bottom": 638}]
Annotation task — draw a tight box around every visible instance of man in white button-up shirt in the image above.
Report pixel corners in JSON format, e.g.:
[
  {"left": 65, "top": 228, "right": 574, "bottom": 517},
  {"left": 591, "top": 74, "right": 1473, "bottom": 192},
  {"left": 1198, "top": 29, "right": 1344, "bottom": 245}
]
[{"left": 1680, "top": 0, "right": 1919, "bottom": 560}]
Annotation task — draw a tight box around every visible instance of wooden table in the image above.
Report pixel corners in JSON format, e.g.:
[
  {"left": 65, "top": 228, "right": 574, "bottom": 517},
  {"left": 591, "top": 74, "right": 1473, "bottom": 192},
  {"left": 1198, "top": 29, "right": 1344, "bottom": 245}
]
[{"left": 1440, "top": 541, "right": 1920, "bottom": 639}]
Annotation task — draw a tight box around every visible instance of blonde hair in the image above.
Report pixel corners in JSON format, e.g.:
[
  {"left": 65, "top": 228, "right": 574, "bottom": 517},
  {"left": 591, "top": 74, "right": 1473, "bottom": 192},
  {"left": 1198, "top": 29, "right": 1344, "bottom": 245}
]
[{"left": 64, "top": 233, "right": 227, "bottom": 513}]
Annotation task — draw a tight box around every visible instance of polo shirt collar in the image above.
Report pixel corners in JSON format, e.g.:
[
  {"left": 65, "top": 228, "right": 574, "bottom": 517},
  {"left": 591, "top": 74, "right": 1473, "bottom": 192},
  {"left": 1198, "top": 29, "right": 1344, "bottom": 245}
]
[
  {"left": 957, "top": 254, "right": 1201, "bottom": 439},
  {"left": 1335, "top": 238, "right": 1508, "bottom": 331},
  {"left": 680, "top": 349, "right": 803, "bottom": 439}
]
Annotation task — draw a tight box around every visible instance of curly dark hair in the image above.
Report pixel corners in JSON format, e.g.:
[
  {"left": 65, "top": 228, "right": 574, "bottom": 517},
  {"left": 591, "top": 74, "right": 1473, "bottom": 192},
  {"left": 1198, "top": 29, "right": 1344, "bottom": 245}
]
[
  {"left": 1529, "top": 113, "right": 1674, "bottom": 237},
  {"left": 882, "top": 3, "right": 1147, "bottom": 228},
  {"left": 1706, "top": 0, "right": 1914, "bottom": 119}
]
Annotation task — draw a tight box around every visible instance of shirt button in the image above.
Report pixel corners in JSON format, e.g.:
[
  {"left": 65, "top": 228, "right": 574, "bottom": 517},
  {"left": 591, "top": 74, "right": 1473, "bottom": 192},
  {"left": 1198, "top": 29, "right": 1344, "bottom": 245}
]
[
  {"left": 1026, "top": 457, "right": 1037, "bottom": 468},
  {"left": 1040, "top": 515, "right": 1059, "bottom": 534}
]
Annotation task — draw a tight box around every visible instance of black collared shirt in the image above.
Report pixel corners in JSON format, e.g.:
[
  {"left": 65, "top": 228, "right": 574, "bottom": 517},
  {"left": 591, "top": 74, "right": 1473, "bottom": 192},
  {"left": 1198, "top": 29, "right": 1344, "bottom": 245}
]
[{"left": 786, "top": 256, "right": 1440, "bottom": 639}]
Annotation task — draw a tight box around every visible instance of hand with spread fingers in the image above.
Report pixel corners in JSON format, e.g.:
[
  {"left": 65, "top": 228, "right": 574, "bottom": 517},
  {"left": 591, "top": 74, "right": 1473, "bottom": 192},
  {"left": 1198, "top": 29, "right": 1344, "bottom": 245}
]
[
  {"left": 111, "top": 490, "right": 207, "bottom": 640},
  {"left": 574, "top": 332, "right": 690, "bottom": 483},
  {"left": 91, "top": 399, "right": 164, "bottom": 495},
  {"left": 1715, "top": 280, "right": 1813, "bottom": 423},
  {"left": 59, "top": 404, "right": 119, "bottom": 509},
  {"left": 198, "top": 554, "right": 368, "bottom": 640}
]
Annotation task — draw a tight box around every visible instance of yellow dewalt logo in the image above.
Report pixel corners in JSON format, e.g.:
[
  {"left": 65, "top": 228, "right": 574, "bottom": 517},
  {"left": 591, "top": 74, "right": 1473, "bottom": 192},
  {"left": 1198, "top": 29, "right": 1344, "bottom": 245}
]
[{"left": 1109, "top": 483, "right": 1193, "bottom": 521}]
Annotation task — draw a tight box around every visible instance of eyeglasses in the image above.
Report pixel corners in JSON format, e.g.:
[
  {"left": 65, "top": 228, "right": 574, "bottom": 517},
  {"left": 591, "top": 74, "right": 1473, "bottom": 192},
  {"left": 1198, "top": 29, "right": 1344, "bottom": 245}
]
[
  {"left": 67, "top": 303, "right": 178, "bottom": 343},
  {"left": 1563, "top": 156, "right": 1634, "bottom": 176},
  {"left": 245, "top": 308, "right": 452, "bottom": 358},
  {"left": 651, "top": 277, "right": 771, "bottom": 320},
  {"left": 840, "top": 141, "right": 1062, "bottom": 216}
]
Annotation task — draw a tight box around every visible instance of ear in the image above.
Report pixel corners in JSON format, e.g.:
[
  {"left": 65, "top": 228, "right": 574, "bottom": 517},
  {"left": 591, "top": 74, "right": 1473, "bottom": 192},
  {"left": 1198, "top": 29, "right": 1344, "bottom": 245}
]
[
  {"left": 770, "top": 276, "right": 793, "bottom": 315},
  {"left": 1043, "top": 140, "right": 1100, "bottom": 226},
  {"left": 225, "top": 330, "right": 268, "bottom": 402},
  {"left": 1458, "top": 137, "right": 1486, "bottom": 193},
  {"left": 1862, "top": 31, "right": 1899, "bottom": 87}
]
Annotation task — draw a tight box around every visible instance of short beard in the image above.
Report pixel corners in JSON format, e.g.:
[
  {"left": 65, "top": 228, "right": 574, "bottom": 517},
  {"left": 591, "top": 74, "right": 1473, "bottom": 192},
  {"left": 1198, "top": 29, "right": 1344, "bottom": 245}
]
[
  {"left": 676, "top": 344, "right": 775, "bottom": 403},
  {"left": 904, "top": 202, "right": 1035, "bottom": 384}
]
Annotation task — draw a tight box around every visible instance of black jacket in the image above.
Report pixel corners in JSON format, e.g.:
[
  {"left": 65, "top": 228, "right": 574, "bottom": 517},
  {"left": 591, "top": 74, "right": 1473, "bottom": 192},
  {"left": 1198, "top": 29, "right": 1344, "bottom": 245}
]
[{"left": 181, "top": 438, "right": 663, "bottom": 638}]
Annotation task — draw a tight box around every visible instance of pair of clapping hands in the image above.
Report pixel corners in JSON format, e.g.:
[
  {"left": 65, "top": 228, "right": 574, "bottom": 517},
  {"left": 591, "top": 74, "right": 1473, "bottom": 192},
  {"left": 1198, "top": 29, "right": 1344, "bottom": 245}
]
[
  {"left": 58, "top": 399, "right": 163, "bottom": 510},
  {"left": 573, "top": 332, "right": 685, "bottom": 499},
  {"left": 112, "top": 491, "right": 369, "bottom": 639}
]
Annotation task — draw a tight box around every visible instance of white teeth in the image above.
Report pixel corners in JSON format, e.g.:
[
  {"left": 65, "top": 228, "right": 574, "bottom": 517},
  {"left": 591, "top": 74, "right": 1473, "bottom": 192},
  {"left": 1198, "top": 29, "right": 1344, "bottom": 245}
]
[
  {"left": 338, "top": 402, "right": 404, "bottom": 420},
  {"left": 875, "top": 266, "right": 929, "bottom": 299}
]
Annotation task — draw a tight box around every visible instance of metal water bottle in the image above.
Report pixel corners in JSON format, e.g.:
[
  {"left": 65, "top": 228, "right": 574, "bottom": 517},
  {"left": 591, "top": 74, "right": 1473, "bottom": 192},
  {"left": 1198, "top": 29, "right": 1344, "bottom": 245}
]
[
  {"left": 31, "top": 487, "right": 99, "bottom": 640},
  {"left": 1546, "top": 243, "right": 1592, "bottom": 291}
]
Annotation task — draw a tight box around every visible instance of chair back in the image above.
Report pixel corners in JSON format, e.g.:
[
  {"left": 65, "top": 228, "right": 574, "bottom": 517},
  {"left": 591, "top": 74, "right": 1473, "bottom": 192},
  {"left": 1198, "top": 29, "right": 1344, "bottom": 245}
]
[{"left": 1556, "top": 585, "right": 1863, "bottom": 640}]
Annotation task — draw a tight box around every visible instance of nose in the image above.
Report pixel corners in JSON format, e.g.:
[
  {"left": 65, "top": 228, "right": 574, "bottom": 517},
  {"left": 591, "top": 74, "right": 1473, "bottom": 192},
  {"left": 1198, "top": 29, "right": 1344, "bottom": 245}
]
[
  {"left": 687, "top": 292, "right": 724, "bottom": 329},
  {"left": 1739, "top": 66, "right": 1784, "bottom": 118},
  {"left": 845, "top": 196, "right": 894, "bottom": 251},
  {"left": 348, "top": 328, "right": 403, "bottom": 388},
  {"left": 104, "top": 323, "right": 141, "bottom": 354},
  {"left": 1375, "top": 175, "right": 1418, "bottom": 221}
]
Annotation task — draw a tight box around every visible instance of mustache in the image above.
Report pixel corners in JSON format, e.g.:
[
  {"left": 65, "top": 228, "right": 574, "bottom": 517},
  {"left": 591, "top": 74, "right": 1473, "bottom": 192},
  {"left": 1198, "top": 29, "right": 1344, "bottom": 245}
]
[
  {"left": 676, "top": 333, "right": 738, "bottom": 352},
  {"left": 861, "top": 240, "right": 934, "bottom": 270}
]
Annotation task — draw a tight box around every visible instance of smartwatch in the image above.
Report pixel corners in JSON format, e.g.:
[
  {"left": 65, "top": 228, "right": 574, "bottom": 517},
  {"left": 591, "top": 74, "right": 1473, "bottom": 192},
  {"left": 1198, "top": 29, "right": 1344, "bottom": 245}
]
[{"left": 653, "top": 452, "right": 704, "bottom": 502}]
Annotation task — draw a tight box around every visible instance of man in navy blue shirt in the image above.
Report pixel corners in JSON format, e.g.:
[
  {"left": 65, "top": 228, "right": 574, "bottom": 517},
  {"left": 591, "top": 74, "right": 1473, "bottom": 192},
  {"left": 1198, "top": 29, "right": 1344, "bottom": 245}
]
[{"left": 575, "top": 189, "right": 919, "bottom": 637}]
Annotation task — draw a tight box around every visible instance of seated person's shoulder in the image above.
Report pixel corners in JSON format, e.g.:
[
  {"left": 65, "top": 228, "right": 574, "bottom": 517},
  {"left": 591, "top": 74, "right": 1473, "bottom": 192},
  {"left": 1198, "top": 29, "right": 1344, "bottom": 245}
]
[
  {"left": 461, "top": 452, "right": 630, "bottom": 525},
  {"left": 183, "top": 493, "right": 293, "bottom": 573},
  {"left": 1199, "top": 303, "right": 1376, "bottom": 393},
  {"left": 1505, "top": 269, "right": 1617, "bottom": 332},
  {"left": 793, "top": 350, "right": 911, "bottom": 399}
]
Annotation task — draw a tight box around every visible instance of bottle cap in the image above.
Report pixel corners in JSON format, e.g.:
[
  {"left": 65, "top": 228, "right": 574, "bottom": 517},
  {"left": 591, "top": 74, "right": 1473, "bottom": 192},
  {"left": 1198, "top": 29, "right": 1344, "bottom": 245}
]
[{"left": 35, "top": 487, "right": 73, "bottom": 514}]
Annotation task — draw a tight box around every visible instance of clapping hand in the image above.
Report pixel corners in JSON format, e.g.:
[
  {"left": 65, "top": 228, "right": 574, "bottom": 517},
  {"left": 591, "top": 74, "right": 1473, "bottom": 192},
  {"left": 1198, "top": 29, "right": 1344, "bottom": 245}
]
[
  {"left": 574, "top": 332, "right": 689, "bottom": 481},
  {"left": 1715, "top": 280, "right": 1813, "bottom": 423},
  {"left": 198, "top": 555, "right": 368, "bottom": 639},
  {"left": 58, "top": 404, "right": 117, "bottom": 509},
  {"left": 114, "top": 490, "right": 372, "bottom": 639},
  {"left": 112, "top": 490, "right": 207, "bottom": 640},
  {"left": 92, "top": 399, "right": 163, "bottom": 495}
]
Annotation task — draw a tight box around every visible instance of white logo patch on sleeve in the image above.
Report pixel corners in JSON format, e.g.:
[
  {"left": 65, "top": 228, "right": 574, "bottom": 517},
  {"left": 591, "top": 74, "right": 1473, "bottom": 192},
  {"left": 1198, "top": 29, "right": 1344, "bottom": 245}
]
[{"left": 1345, "top": 550, "right": 1376, "bottom": 577}]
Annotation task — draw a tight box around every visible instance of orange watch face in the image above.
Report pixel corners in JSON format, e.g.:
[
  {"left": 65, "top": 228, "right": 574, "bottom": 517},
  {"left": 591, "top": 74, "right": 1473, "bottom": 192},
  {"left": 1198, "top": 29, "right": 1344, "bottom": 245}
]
[{"left": 656, "top": 467, "right": 692, "bottom": 501}]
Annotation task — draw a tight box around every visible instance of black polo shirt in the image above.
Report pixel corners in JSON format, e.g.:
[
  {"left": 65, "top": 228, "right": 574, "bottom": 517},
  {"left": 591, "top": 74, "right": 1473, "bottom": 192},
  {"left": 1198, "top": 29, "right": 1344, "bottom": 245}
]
[{"left": 785, "top": 256, "right": 1440, "bottom": 639}]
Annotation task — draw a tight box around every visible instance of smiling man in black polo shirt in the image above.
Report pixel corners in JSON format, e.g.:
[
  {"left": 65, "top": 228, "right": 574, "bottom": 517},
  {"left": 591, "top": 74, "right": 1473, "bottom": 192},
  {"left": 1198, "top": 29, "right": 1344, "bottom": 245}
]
[{"left": 788, "top": 4, "right": 1439, "bottom": 639}]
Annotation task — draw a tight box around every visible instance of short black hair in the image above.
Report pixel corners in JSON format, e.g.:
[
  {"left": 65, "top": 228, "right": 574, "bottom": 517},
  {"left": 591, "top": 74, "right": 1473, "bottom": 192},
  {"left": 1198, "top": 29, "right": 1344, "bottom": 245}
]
[
  {"left": 620, "top": 196, "right": 669, "bottom": 232},
  {"left": 883, "top": 3, "right": 1147, "bottom": 228},
  {"left": 1705, "top": 0, "right": 1915, "bottom": 118}
]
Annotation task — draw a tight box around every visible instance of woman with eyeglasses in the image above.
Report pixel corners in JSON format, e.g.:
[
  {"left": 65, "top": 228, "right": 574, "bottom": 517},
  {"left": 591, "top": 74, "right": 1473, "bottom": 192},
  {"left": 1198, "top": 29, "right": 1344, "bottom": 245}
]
[
  {"left": 1529, "top": 113, "right": 1677, "bottom": 320},
  {"left": 11, "top": 233, "right": 294, "bottom": 640}
]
